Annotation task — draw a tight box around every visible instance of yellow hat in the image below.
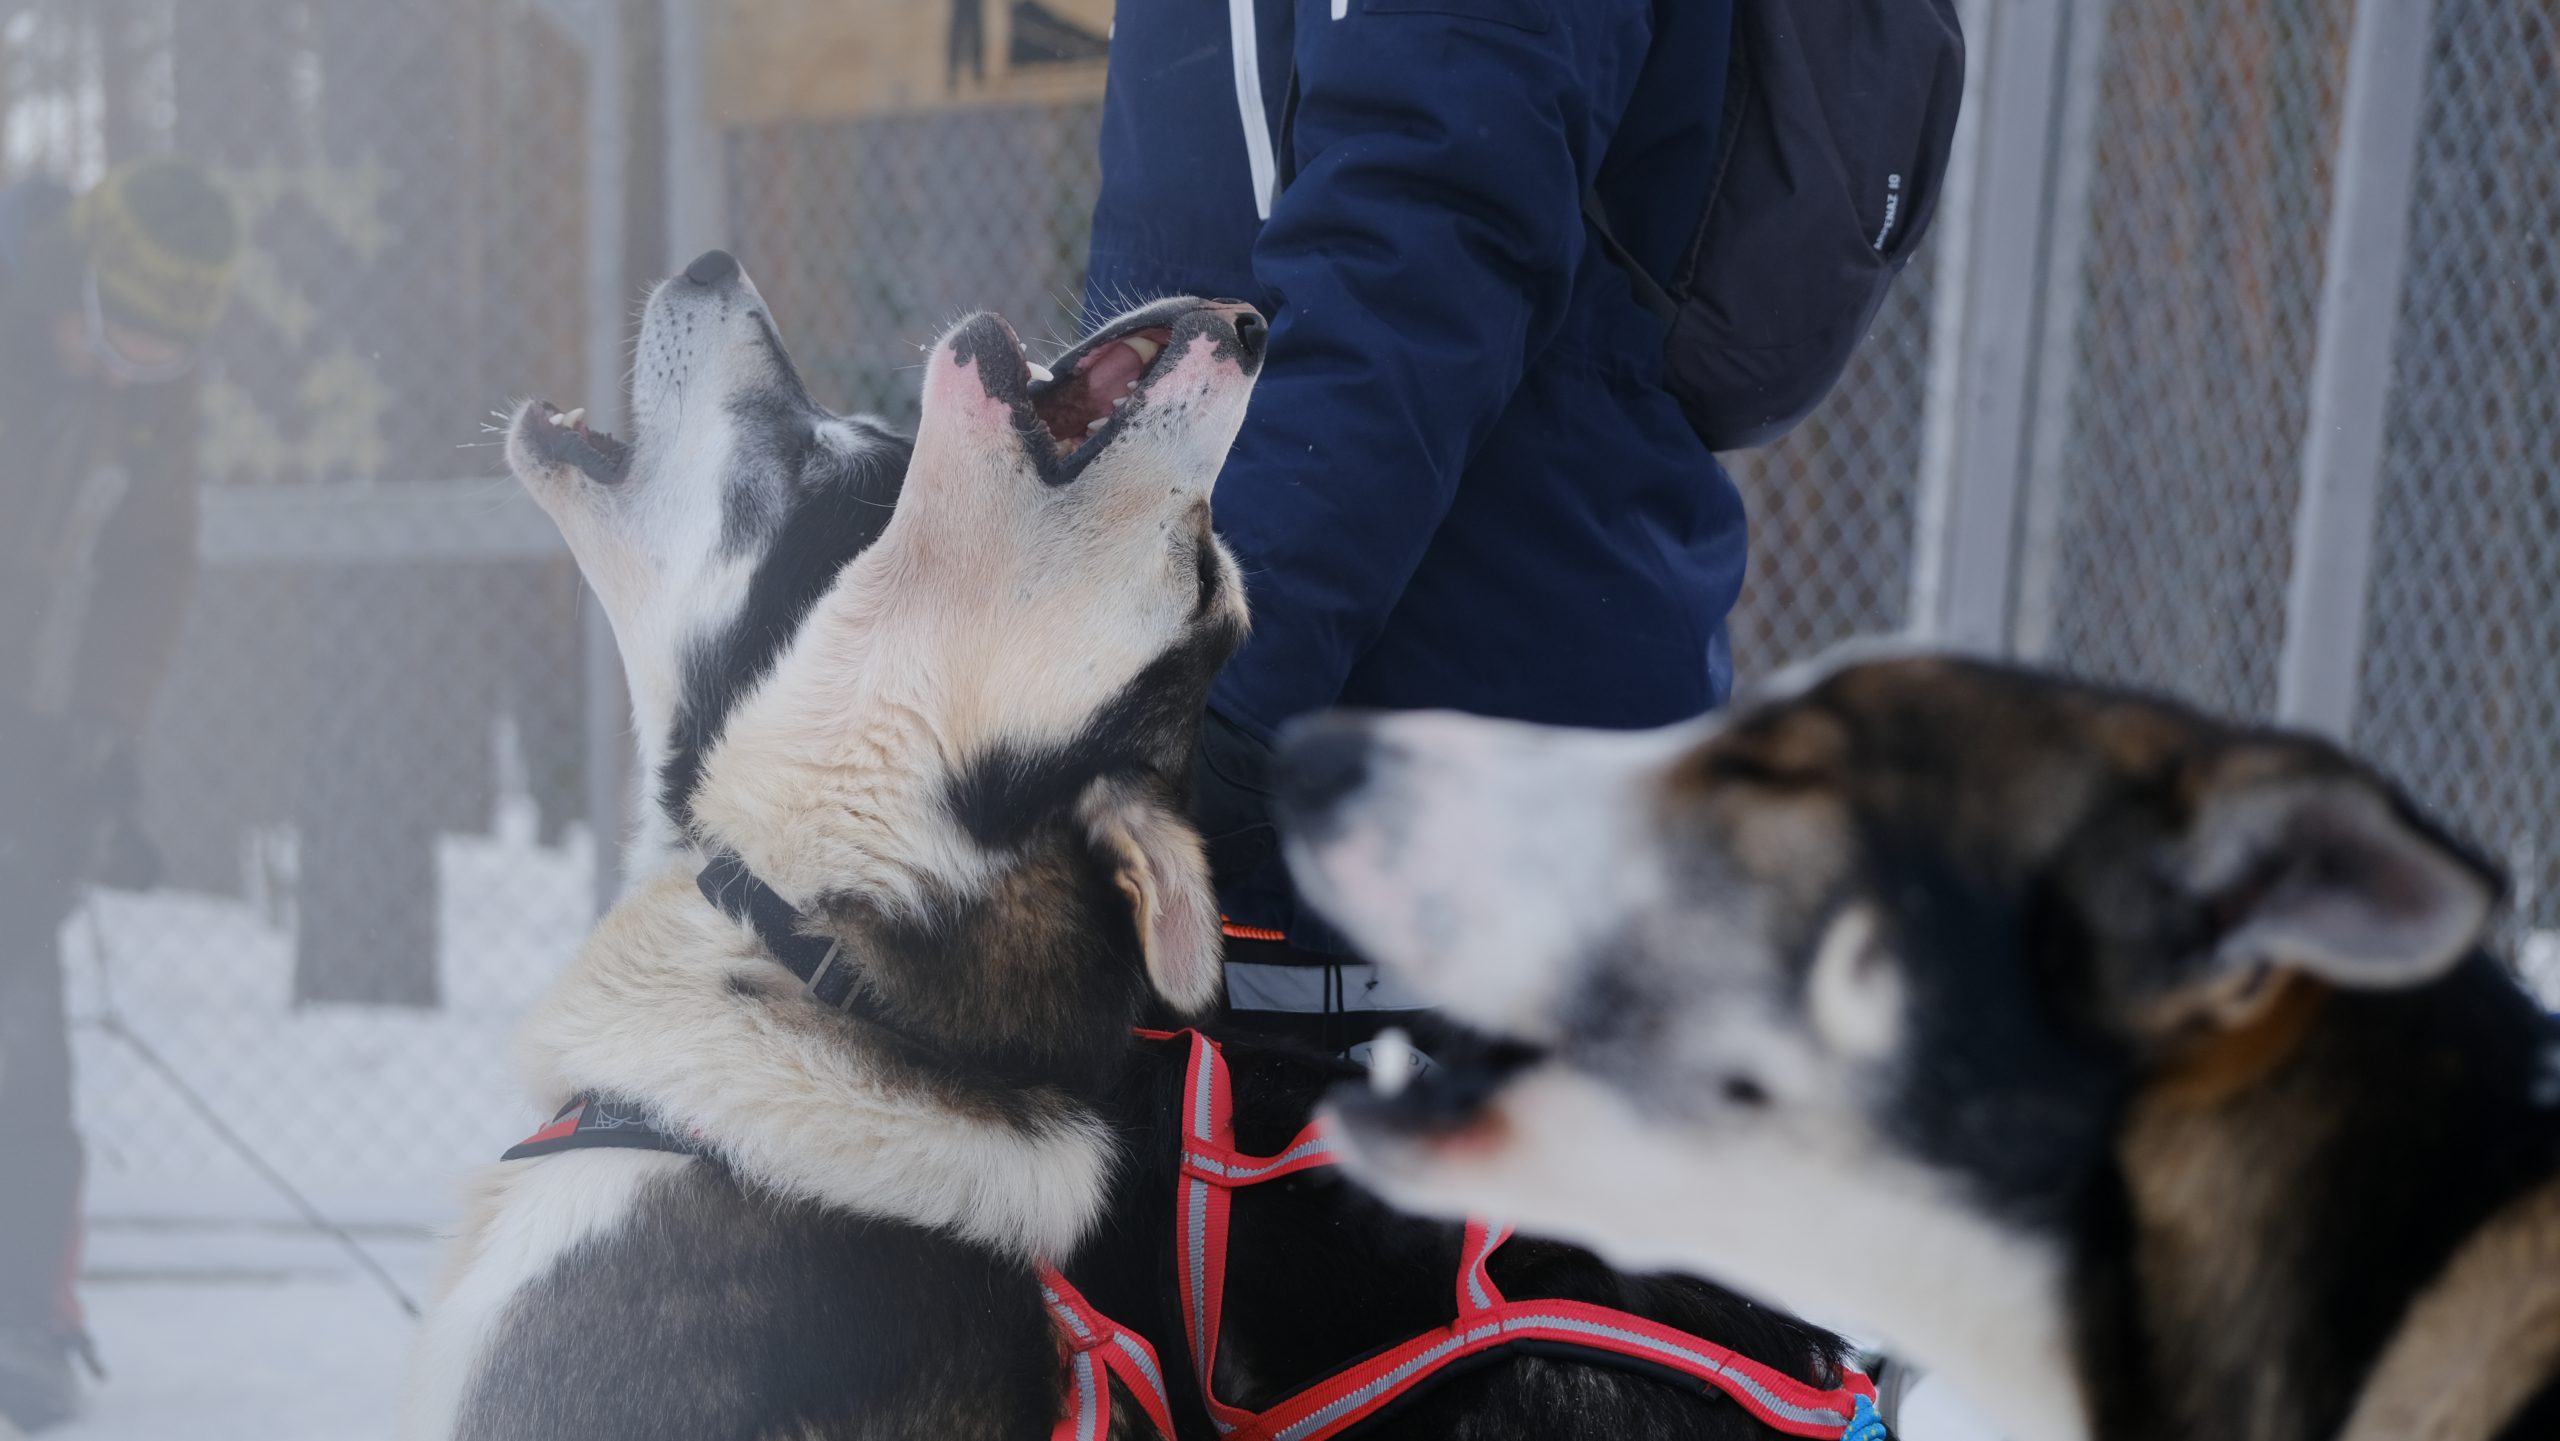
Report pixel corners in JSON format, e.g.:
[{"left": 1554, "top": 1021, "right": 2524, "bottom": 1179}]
[{"left": 74, "top": 158, "right": 240, "bottom": 343}]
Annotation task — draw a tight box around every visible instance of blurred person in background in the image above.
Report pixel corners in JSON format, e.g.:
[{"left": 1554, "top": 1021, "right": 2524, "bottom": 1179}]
[
  {"left": 1085, "top": 1, "right": 1740, "bottom": 1049},
  {"left": 0, "top": 157, "right": 238, "bottom": 1433}
]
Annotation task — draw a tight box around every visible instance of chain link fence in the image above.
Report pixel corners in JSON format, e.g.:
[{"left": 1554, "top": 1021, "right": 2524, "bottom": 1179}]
[
  {"left": 11, "top": 0, "right": 605, "bottom": 1226},
  {"left": 2354, "top": 0, "right": 2560, "bottom": 941},
  {"left": 4, "top": 0, "right": 2557, "bottom": 1430},
  {"left": 2010, "top": 0, "right": 2560, "bottom": 951},
  {"left": 2031, "top": 0, "right": 2347, "bottom": 719}
]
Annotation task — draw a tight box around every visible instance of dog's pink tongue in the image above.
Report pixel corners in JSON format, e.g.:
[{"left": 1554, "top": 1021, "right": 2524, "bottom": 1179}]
[{"left": 1078, "top": 339, "right": 1148, "bottom": 401}]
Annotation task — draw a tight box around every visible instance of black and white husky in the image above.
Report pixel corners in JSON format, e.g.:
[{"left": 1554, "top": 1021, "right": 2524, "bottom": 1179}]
[
  {"left": 414, "top": 251, "right": 1857, "bottom": 1441},
  {"left": 1285, "top": 654, "right": 2560, "bottom": 1441},
  {"left": 406, "top": 251, "right": 1264, "bottom": 1440}
]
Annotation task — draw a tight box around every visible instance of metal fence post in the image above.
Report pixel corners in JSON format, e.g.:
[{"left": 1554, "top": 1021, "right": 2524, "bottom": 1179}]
[
  {"left": 2273, "top": 0, "right": 2437, "bottom": 740},
  {"left": 583, "top": 595, "right": 628, "bottom": 910},
  {"left": 584, "top": 0, "right": 634, "bottom": 911},
  {"left": 1908, "top": 0, "right": 2073, "bottom": 653},
  {"left": 2007, "top": 0, "right": 2111, "bottom": 662},
  {"left": 662, "top": 0, "right": 727, "bottom": 262}
]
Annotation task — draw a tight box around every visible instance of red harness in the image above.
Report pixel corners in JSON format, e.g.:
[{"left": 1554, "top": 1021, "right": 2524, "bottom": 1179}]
[
  {"left": 506, "top": 1042, "right": 1875, "bottom": 1441},
  {"left": 1043, "top": 1264, "right": 1180, "bottom": 1441},
  {"left": 1146, "top": 1027, "right": 1878, "bottom": 1441}
]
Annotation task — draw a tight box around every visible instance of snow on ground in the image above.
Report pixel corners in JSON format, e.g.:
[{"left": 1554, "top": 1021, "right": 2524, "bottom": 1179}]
[
  {"left": 50, "top": 1224, "right": 437, "bottom": 1441},
  {"left": 52, "top": 803, "right": 586, "bottom": 1440}
]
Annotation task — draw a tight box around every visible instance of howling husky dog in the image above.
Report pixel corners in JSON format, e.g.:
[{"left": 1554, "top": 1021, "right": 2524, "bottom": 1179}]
[
  {"left": 407, "top": 250, "right": 1265, "bottom": 1440},
  {"left": 1282, "top": 654, "right": 2560, "bottom": 1441},
  {"left": 434, "top": 251, "right": 1865, "bottom": 1441}
]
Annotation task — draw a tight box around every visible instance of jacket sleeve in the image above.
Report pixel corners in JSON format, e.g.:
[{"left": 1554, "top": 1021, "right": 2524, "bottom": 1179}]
[
  {"left": 1205, "top": 1, "right": 1643, "bottom": 740},
  {"left": 70, "top": 386, "right": 202, "bottom": 750}
]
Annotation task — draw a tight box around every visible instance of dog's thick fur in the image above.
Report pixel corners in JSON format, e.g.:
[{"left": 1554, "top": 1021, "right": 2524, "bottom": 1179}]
[
  {"left": 1286, "top": 653, "right": 2560, "bottom": 1441},
  {"left": 407, "top": 259, "right": 1262, "bottom": 1440},
  {"left": 426, "top": 255, "right": 1859, "bottom": 1440}
]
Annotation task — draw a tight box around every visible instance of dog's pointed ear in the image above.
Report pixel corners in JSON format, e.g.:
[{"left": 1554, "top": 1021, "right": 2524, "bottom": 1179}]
[
  {"left": 1082, "top": 781, "right": 1223, "bottom": 1015},
  {"left": 2172, "top": 753, "right": 2497, "bottom": 1003}
]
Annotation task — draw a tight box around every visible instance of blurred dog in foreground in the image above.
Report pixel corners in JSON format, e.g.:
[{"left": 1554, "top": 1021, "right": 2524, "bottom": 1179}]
[{"left": 1286, "top": 652, "right": 2560, "bottom": 1441}]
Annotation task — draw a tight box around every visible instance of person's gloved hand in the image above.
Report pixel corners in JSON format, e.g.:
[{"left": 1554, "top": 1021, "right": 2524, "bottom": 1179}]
[
  {"left": 1189, "top": 707, "right": 1361, "bottom": 958},
  {"left": 1192, "top": 707, "right": 1281, "bottom": 898}
]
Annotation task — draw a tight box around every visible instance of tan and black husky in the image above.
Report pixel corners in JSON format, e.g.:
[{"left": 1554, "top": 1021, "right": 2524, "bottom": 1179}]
[{"left": 1287, "top": 653, "right": 2560, "bottom": 1441}]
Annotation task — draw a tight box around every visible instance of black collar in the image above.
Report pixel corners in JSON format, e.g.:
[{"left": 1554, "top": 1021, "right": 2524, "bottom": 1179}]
[{"left": 697, "top": 851, "right": 929, "bottom": 1046}]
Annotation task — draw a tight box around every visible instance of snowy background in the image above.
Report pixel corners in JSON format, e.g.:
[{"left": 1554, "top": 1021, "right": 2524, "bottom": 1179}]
[{"left": 53, "top": 799, "right": 588, "bottom": 1441}]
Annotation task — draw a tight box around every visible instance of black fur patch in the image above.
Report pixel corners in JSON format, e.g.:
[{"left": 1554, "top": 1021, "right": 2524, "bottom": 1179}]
[
  {"left": 459, "top": 1164, "right": 1057, "bottom": 1441},
  {"left": 945, "top": 610, "right": 1244, "bottom": 852},
  {"left": 658, "top": 415, "right": 910, "bottom": 834},
  {"left": 815, "top": 845, "right": 1159, "bottom": 1102}
]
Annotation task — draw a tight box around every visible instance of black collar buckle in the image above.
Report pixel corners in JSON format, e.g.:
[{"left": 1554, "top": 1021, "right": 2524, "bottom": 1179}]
[{"left": 697, "top": 851, "right": 869, "bottom": 1015}]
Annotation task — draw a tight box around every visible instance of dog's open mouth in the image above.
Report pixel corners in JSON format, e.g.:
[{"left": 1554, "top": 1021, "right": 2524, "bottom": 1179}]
[
  {"left": 1331, "top": 1023, "right": 1547, "bottom": 1145},
  {"left": 1025, "top": 315, "right": 1178, "bottom": 462},
  {"left": 521, "top": 400, "right": 632, "bottom": 484}
]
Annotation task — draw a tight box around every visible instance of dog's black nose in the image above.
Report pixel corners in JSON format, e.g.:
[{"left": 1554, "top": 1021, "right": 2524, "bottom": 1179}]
[
  {"left": 1273, "top": 715, "right": 1375, "bottom": 836},
  {"left": 1230, "top": 309, "right": 1268, "bottom": 361},
  {"left": 683, "top": 249, "right": 740, "bottom": 287}
]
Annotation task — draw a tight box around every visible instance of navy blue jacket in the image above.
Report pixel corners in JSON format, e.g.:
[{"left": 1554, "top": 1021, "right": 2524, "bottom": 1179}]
[{"left": 1087, "top": 0, "right": 1739, "bottom": 939}]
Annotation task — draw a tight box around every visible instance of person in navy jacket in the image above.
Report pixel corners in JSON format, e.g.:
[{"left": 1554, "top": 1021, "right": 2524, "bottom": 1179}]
[{"left": 1085, "top": 0, "right": 1739, "bottom": 1034}]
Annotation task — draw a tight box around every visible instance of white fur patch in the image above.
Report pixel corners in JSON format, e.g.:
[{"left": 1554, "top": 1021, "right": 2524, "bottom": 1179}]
[
  {"left": 516, "top": 868, "right": 1118, "bottom": 1262},
  {"left": 1284, "top": 715, "right": 1703, "bottom": 1041},
  {"left": 1806, "top": 905, "right": 1903, "bottom": 1061},
  {"left": 1331, "top": 1068, "right": 2091, "bottom": 1441}
]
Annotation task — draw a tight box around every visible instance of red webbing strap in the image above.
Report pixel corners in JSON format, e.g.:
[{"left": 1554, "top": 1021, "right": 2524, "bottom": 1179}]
[
  {"left": 1457, "top": 1221, "right": 1510, "bottom": 1315},
  {"left": 1161, "top": 1028, "right": 1878, "bottom": 1441},
  {"left": 1042, "top": 1264, "right": 1177, "bottom": 1441},
  {"left": 1220, "top": 1298, "right": 1876, "bottom": 1441}
]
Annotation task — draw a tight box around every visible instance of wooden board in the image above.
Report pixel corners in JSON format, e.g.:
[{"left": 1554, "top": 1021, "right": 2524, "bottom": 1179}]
[{"left": 709, "top": 0, "right": 1114, "bottom": 125}]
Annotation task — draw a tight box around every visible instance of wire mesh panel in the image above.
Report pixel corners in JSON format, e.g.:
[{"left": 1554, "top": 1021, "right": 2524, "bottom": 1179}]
[
  {"left": 7, "top": 0, "right": 606, "bottom": 1224},
  {"left": 1722, "top": 249, "right": 1939, "bottom": 680},
  {"left": 2033, "top": 0, "right": 2350, "bottom": 716},
  {"left": 726, "top": 101, "right": 1106, "bottom": 425},
  {"left": 2353, "top": 0, "right": 2560, "bottom": 938},
  {"left": 710, "top": 0, "right": 1115, "bottom": 424}
]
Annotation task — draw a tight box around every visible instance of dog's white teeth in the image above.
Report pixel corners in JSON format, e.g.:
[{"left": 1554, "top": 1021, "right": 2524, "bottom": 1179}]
[
  {"left": 1122, "top": 381, "right": 1139, "bottom": 395},
  {"left": 1122, "top": 335, "right": 1162, "bottom": 366},
  {"left": 1085, "top": 416, "right": 1108, "bottom": 433},
  {"left": 1026, "top": 361, "right": 1054, "bottom": 384},
  {"left": 1368, "top": 1027, "right": 1417, "bottom": 1099},
  {"left": 546, "top": 411, "right": 567, "bottom": 427},
  {"left": 561, "top": 407, "right": 586, "bottom": 429}
]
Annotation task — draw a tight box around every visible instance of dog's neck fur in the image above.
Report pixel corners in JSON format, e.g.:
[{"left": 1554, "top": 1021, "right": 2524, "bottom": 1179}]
[
  {"left": 2078, "top": 955, "right": 2560, "bottom": 1441},
  {"left": 516, "top": 865, "right": 1125, "bottom": 1262}
]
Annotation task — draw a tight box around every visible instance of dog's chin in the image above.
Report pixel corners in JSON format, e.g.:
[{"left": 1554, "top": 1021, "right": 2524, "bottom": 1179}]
[{"left": 509, "top": 398, "right": 632, "bottom": 487}]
